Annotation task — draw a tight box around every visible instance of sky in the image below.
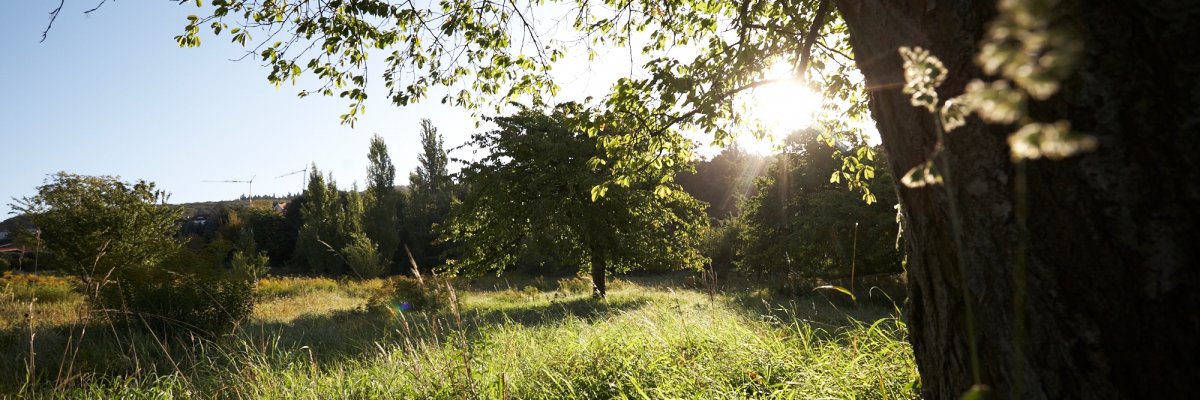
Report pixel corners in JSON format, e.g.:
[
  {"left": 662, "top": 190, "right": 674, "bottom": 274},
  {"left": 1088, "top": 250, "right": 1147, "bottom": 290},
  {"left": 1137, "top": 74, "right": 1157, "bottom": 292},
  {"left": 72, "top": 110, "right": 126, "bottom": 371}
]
[
  {"left": 0, "top": 1, "right": 833, "bottom": 218},
  {"left": 0, "top": 1, "right": 635, "bottom": 217}
]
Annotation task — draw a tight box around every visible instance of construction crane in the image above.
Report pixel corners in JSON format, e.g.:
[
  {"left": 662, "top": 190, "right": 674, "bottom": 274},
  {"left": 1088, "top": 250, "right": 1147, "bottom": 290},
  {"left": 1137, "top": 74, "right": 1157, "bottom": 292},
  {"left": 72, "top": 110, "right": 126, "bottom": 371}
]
[
  {"left": 202, "top": 175, "right": 256, "bottom": 205},
  {"left": 275, "top": 167, "right": 308, "bottom": 194}
]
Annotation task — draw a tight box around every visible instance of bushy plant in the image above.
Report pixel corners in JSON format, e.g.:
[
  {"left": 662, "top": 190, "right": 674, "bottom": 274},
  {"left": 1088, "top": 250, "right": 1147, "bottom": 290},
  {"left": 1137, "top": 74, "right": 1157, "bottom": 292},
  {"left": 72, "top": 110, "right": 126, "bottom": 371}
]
[
  {"left": 11, "top": 174, "right": 258, "bottom": 335},
  {"left": 99, "top": 255, "right": 256, "bottom": 336},
  {"left": 231, "top": 251, "right": 270, "bottom": 282},
  {"left": 343, "top": 232, "right": 385, "bottom": 279},
  {"left": 13, "top": 173, "right": 183, "bottom": 287},
  {"left": 701, "top": 218, "right": 746, "bottom": 273},
  {"left": 382, "top": 276, "right": 447, "bottom": 313}
]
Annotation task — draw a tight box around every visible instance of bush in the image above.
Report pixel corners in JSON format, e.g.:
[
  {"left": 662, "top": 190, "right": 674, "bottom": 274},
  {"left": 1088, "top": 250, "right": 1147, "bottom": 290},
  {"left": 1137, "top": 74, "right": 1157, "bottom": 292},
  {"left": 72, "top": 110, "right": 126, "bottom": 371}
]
[
  {"left": 98, "top": 251, "right": 256, "bottom": 336},
  {"left": 343, "top": 233, "right": 385, "bottom": 279},
  {"left": 381, "top": 276, "right": 447, "bottom": 313},
  {"left": 702, "top": 218, "right": 746, "bottom": 273},
  {"left": 344, "top": 278, "right": 389, "bottom": 299},
  {"left": 232, "top": 251, "right": 270, "bottom": 283}
]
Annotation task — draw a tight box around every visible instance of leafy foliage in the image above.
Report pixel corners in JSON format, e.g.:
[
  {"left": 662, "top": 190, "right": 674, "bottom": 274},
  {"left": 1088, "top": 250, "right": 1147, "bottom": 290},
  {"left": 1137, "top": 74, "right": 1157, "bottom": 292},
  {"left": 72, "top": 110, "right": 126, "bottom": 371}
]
[
  {"left": 294, "top": 165, "right": 358, "bottom": 274},
  {"left": 231, "top": 249, "right": 270, "bottom": 282},
  {"left": 898, "top": 0, "right": 1093, "bottom": 173},
  {"left": 700, "top": 217, "right": 748, "bottom": 273},
  {"left": 12, "top": 172, "right": 183, "bottom": 290},
  {"left": 12, "top": 173, "right": 256, "bottom": 336},
  {"left": 175, "top": 0, "right": 563, "bottom": 126},
  {"left": 171, "top": 0, "right": 878, "bottom": 200},
  {"left": 239, "top": 206, "right": 295, "bottom": 267},
  {"left": 343, "top": 232, "right": 385, "bottom": 279},
  {"left": 405, "top": 119, "right": 455, "bottom": 271},
  {"left": 100, "top": 248, "right": 256, "bottom": 336},
  {"left": 383, "top": 275, "right": 447, "bottom": 313},
  {"left": 676, "top": 145, "right": 768, "bottom": 220},
  {"left": 445, "top": 103, "right": 708, "bottom": 287},
  {"left": 738, "top": 131, "right": 900, "bottom": 279},
  {"left": 364, "top": 134, "right": 401, "bottom": 271}
]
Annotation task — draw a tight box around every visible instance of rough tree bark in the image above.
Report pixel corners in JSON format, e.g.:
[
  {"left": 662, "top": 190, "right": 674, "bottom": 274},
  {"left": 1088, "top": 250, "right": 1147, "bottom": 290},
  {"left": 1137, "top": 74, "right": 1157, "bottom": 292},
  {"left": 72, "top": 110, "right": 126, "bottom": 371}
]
[{"left": 834, "top": 0, "right": 1200, "bottom": 398}]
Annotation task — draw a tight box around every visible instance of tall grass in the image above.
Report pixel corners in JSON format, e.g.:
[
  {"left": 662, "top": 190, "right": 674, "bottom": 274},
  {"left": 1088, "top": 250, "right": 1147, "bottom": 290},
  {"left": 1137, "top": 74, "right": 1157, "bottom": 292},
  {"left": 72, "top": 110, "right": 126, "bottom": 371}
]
[
  {"left": 0, "top": 272, "right": 79, "bottom": 305},
  {"left": 1, "top": 275, "right": 918, "bottom": 399}
]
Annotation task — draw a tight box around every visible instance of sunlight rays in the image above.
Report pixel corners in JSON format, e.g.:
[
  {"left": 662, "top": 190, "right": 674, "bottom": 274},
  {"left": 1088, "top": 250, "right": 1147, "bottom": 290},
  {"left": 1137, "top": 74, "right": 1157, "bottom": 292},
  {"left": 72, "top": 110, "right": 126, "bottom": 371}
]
[{"left": 735, "top": 60, "right": 824, "bottom": 155}]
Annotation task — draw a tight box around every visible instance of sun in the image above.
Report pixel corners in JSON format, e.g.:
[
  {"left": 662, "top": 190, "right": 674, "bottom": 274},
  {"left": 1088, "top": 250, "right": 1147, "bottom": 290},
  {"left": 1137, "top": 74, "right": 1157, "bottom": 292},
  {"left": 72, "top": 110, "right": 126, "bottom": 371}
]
[{"left": 735, "top": 60, "right": 824, "bottom": 155}]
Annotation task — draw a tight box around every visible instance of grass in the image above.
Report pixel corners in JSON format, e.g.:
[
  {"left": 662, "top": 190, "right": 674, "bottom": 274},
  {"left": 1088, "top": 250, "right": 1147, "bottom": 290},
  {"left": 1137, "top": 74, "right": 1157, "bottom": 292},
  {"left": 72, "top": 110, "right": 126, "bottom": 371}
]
[{"left": 0, "top": 273, "right": 918, "bottom": 399}]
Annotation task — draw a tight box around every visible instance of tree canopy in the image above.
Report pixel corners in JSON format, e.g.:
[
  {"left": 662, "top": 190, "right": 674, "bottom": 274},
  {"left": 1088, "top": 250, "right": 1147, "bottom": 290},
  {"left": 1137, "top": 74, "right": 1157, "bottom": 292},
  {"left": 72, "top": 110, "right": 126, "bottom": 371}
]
[
  {"left": 405, "top": 119, "right": 455, "bottom": 270},
  {"left": 162, "top": 0, "right": 875, "bottom": 200},
  {"left": 738, "top": 129, "right": 899, "bottom": 279},
  {"left": 365, "top": 133, "right": 402, "bottom": 270},
  {"left": 445, "top": 103, "right": 707, "bottom": 296},
  {"left": 12, "top": 172, "right": 183, "bottom": 287}
]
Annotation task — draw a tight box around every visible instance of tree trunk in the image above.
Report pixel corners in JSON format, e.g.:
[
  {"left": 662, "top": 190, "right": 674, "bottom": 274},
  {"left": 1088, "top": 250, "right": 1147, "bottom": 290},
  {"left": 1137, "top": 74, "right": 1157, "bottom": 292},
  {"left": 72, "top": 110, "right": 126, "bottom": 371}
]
[
  {"left": 834, "top": 0, "right": 1200, "bottom": 398},
  {"left": 591, "top": 252, "right": 607, "bottom": 298}
]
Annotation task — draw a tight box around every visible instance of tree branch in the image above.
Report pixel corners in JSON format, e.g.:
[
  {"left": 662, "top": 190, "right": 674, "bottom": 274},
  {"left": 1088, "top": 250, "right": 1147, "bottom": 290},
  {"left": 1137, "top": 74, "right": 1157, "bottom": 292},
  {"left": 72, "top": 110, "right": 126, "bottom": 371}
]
[
  {"left": 798, "top": 0, "right": 832, "bottom": 79},
  {"left": 41, "top": 0, "right": 66, "bottom": 43}
]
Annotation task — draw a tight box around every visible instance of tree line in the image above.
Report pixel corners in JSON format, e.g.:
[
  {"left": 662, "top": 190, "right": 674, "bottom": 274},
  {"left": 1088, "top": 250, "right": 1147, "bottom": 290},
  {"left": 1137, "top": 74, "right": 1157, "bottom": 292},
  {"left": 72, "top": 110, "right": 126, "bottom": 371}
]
[
  {"left": 7, "top": 108, "right": 900, "bottom": 325},
  {"left": 179, "top": 119, "right": 459, "bottom": 279}
]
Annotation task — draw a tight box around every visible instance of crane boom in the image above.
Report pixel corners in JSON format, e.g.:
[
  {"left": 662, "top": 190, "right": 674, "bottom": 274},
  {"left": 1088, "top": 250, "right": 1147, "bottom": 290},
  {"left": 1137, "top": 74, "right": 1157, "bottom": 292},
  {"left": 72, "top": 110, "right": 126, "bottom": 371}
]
[{"left": 201, "top": 175, "right": 256, "bottom": 205}]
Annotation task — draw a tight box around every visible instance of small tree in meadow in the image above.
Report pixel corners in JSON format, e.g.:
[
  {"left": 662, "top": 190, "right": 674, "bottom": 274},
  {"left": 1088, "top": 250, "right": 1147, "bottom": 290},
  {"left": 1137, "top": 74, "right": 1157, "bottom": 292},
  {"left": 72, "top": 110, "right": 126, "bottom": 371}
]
[
  {"left": 12, "top": 172, "right": 183, "bottom": 292},
  {"left": 13, "top": 172, "right": 255, "bottom": 335},
  {"left": 445, "top": 104, "right": 708, "bottom": 297}
]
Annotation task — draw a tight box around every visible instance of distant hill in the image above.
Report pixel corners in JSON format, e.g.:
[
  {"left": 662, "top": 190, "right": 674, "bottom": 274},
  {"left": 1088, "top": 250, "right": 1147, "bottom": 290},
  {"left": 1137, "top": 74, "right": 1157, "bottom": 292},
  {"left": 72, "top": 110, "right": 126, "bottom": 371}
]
[
  {"left": 177, "top": 197, "right": 295, "bottom": 218},
  {"left": 0, "top": 197, "right": 297, "bottom": 228},
  {"left": 0, "top": 214, "right": 33, "bottom": 232}
]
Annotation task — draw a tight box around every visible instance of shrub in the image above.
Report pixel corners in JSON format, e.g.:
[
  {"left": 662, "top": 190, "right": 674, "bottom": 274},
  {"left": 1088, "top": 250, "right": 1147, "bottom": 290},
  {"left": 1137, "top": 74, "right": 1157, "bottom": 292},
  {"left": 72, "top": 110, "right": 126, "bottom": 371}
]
[
  {"left": 231, "top": 251, "right": 270, "bottom": 283},
  {"left": 98, "top": 251, "right": 256, "bottom": 336},
  {"left": 0, "top": 257, "right": 8, "bottom": 273},
  {"left": 382, "top": 276, "right": 447, "bottom": 313},
  {"left": 701, "top": 218, "right": 746, "bottom": 273},
  {"left": 343, "top": 233, "right": 385, "bottom": 279},
  {"left": 13, "top": 173, "right": 183, "bottom": 286},
  {"left": 13, "top": 174, "right": 259, "bottom": 337},
  {"left": 521, "top": 285, "right": 540, "bottom": 298}
]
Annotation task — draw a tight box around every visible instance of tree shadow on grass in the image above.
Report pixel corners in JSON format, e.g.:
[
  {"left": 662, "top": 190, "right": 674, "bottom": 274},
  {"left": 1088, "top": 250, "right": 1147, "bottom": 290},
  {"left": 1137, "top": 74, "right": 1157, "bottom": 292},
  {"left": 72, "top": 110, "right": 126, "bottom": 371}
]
[
  {"left": 232, "top": 293, "right": 651, "bottom": 365},
  {"left": 0, "top": 295, "right": 650, "bottom": 393},
  {"left": 718, "top": 288, "right": 906, "bottom": 349},
  {"left": 463, "top": 295, "right": 651, "bottom": 328}
]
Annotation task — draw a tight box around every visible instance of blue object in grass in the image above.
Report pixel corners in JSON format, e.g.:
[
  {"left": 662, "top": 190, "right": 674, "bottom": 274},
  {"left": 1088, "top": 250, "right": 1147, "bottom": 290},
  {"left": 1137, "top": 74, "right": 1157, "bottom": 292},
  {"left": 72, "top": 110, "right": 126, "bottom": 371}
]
[{"left": 399, "top": 302, "right": 413, "bottom": 312}]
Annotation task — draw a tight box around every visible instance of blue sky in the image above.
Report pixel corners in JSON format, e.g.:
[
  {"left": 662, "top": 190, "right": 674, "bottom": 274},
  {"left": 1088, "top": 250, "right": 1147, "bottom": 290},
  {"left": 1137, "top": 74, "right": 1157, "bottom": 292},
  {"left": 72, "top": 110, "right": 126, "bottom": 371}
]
[
  {"left": 0, "top": 2, "right": 832, "bottom": 218},
  {"left": 0, "top": 1, "right": 641, "bottom": 217}
]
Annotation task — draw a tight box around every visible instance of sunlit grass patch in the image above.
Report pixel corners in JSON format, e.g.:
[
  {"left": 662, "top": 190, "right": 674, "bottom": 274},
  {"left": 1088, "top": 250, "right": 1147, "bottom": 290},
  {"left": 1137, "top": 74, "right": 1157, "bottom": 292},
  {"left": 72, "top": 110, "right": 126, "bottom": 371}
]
[
  {"left": 255, "top": 276, "right": 340, "bottom": 300},
  {"left": 0, "top": 272, "right": 80, "bottom": 304},
  {"left": 2, "top": 275, "right": 919, "bottom": 399},
  {"left": 252, "top": 290, "right": 367, "bottom": 323}
]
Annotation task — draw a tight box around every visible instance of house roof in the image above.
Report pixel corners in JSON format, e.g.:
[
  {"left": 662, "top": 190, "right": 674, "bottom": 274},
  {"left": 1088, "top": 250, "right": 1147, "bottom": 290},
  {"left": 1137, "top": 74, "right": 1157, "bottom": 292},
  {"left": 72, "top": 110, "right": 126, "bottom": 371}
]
[{"left": 0, "top": 245, "right": 26, "bottom": 254}]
